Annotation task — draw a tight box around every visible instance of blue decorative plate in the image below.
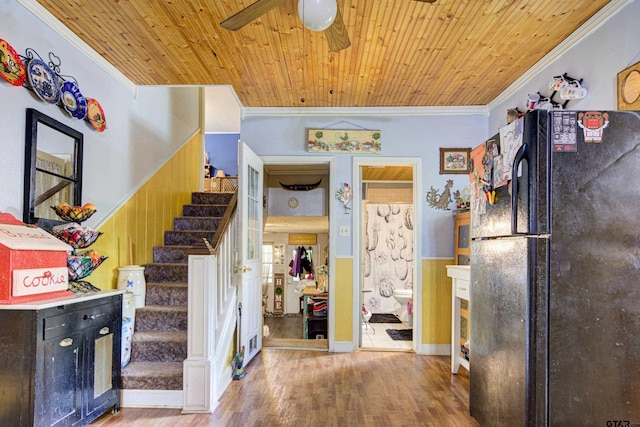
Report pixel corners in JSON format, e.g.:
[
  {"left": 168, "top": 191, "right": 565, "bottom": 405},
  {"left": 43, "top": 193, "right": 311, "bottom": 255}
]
[
  {"left": 60, "top": 81, "right": 87, "bottom": 119},
  {"left": 27, "top": 58, "right": 59, "bottom": 104}
]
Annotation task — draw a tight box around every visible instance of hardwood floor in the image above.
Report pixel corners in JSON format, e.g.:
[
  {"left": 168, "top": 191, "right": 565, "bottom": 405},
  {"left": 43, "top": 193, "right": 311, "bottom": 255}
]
[{"left": 91, "top": 349, "right": 478, "bottom": 426}]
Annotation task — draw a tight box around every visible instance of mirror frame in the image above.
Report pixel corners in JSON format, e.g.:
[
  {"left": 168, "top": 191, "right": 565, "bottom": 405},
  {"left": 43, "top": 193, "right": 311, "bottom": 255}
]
[{"left": 23, "top": 108, "right": 84, "bottom": 231}]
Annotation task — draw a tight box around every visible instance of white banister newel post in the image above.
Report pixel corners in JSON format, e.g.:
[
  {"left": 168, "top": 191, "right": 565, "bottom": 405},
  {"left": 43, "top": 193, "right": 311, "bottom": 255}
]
[{"left": 183, "top": 253, "right": 217, "bottom": 413}]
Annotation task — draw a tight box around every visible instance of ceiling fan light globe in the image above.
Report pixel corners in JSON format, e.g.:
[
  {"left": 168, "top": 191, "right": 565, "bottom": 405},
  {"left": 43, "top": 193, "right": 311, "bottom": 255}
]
[{"left": 297, "top": 0, "right": 338, "bottom": 32}]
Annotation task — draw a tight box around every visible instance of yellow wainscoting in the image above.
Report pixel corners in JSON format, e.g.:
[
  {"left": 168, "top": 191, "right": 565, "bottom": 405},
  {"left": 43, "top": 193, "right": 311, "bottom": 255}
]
[
  {"left": 333, "top": 258, "right": 353, "bottom": 342},
  {"left": 421, "top": 259, "right": 454, "bottom": 345},
  {"left": 88, "top": 133, "right": 202, "bottom": 289}
]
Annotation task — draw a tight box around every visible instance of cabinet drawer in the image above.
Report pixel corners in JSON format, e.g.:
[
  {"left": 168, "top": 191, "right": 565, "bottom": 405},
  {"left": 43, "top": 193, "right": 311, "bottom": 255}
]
[
  {"left": 44, "top": 302, "right": 118, "bottom": 340},
  {"left": 455, "top": 280, "right": 470, "bottom": 300}
]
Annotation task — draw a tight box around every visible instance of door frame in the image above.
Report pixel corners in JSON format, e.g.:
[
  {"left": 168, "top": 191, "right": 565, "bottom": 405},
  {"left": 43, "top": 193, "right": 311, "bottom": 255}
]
[
  {"left": 260, "top": 155, "right": 336, "bottom": 350},
  {"left": 352, "top": 157, "right": 422, "bottom": 352}
]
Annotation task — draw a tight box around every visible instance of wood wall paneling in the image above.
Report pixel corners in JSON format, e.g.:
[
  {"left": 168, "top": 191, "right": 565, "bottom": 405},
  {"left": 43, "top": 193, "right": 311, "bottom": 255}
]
[{"left": 89, "top": 133, "right": 201, "bottom": 289}]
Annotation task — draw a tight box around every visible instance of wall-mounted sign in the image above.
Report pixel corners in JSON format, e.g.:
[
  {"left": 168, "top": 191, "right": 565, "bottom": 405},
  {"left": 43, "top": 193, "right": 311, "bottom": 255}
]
[
  {"left": 289, "top": 233, "right": 317, "bottom": 245},
  {"left": 307, "top": 129, "right": 381, "bottom": 154},
  {"left": 273, "top": 273, "right": 284, "bottom": 315}
]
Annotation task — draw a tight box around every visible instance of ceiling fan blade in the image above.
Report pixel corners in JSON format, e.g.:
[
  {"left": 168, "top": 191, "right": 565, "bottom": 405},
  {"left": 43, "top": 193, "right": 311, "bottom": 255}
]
[
  {"left": 220, "top": 0, "right": 286, "bottom": 31},
  {"left": 325, "top": 6, "right": 350, "bottom": 52}
]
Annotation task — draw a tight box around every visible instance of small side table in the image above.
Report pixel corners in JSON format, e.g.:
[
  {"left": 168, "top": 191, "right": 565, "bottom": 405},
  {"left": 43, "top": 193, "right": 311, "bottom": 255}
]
[
  {"left": 302, "top": 286, "right": 328, "bottom": 339},
  {"left": 446, "top": 265, "right": 471, "bottom": 374}
]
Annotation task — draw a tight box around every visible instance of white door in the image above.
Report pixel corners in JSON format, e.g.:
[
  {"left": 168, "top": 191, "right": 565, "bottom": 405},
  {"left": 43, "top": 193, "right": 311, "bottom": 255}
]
[{"left": 238, "top": 141, "right": 263, "bottom": 365}]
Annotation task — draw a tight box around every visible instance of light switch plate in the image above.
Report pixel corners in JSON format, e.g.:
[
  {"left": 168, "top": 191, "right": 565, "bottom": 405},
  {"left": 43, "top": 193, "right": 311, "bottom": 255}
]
[{"left": 339, "top": 225, "right": 350, "bottom": 236}]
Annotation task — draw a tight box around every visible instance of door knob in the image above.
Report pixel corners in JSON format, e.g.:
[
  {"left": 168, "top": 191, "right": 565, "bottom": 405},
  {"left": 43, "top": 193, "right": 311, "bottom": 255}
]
[{"left": 233, "top": 265, "right": 252, "bottom": 273}]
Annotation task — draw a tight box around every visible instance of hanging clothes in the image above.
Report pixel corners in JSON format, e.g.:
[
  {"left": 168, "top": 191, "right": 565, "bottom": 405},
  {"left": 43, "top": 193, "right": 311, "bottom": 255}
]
[{"left": 300, "top": 246, "right": 312, "bottom": 275}]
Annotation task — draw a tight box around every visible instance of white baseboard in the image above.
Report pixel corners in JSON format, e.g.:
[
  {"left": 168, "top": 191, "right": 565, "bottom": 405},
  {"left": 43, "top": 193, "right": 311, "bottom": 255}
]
[
  {"left": 416, "top": 343, "right": 451, "bottom": 356},
  {"left": 121, "top": 390, "right": 183, "bottom": 408},
  {"left": 332, "top": 341, "right": 356, "bottom": 352}
]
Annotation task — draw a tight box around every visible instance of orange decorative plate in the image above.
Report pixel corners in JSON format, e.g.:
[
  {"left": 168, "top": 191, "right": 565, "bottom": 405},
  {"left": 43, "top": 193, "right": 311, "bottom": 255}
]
[
  {"left": 0, "top": 38, "right": 26, "bottom": 86},
  {"left": 86, "top": 98, "right": 106, "bottom": 132}
]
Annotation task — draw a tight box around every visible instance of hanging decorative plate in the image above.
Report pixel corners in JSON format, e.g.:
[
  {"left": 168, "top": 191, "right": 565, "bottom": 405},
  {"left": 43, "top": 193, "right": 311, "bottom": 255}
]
[
  {"left": 60, "top": 81, "right": 87, "bottom": 119},
  {"left": 0, "top": 39, "right": 26, "bottom": 86},
  {"left": 86, "top": 98, "right": 107, "bottom": 132},
  {"left": 27, "top": 58, "right": 60, "bottom": 104}
]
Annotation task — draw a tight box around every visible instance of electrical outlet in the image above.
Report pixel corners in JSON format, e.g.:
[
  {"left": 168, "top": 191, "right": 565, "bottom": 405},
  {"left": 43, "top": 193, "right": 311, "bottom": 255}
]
[{"left": 339, "top": 225, "right": 350, "bottom": 236}]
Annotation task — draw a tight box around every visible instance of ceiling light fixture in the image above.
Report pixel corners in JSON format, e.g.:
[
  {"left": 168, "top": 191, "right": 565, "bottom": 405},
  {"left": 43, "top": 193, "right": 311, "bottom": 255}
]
[{"left": 297, "top": 0, "right": 337, "bottom": 32}]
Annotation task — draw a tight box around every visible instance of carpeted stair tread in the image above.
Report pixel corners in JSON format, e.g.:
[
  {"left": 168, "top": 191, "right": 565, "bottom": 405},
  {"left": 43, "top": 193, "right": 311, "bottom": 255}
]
[
  {"left": 183, "top": 204, "right": 228, "bottom": 218},
  {"left": 137, "top": 305, "right": 187, "bottom": 313},
  {"left": 143, "top": 263, "right": 188, "bottom": 283},
  {"left": 191, "top": 192, "right": 233, "bottom": 205},
  {"left": 164, "top": 230, "right": 216, "bottom": 246},
  {"left": 133, "top": 331, "right": 187, "bottom": 342},
  {"left": 131, "top": 331, "right": 187, "bottom": 362},
  {"left": 145, "top": 282, "right": 188, "bottom": 306},
  {"left": 174, "top": 216, "right": 222, "bottom": 231},
  {"left": 121, "top": 361, "right": 183, "bottom": 390},
  {"left": 153, "top": 245, "right": 190, "bottom": 263},
  {"left": 135, "top": 305, "right": 188, "bottom": 332}
]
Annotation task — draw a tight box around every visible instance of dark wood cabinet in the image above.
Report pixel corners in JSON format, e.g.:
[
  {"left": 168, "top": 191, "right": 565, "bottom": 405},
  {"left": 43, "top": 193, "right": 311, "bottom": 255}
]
[{"left": 0, "top": 292, "right": 122, "bottom": 427}]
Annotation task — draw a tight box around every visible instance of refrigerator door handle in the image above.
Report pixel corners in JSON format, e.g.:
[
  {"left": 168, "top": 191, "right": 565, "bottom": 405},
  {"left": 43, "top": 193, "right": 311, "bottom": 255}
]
[{"left": 511, "top": 143, "right": 529, "bottom": 235}]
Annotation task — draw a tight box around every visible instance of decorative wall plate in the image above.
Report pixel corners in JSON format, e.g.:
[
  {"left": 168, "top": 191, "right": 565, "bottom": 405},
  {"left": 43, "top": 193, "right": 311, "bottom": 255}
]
[
  {"left": 60, "top": 81, "right": 87, "bottom": 119},
  {"left": 0, "top": 39, "right": 26, "bottom": 86},
  {"left": 288, "top": 197, "right": 298, "bottom": 208},
  {"left": 27, "top": 58, "right": 60, "bottom": 104},
  {"left": 86, "top": 98, "right": 106, "bottom": 132}
]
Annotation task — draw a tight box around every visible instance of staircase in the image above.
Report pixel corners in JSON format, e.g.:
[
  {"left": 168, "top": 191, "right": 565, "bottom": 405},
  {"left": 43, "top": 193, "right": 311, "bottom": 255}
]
[{"left": 121, "top": 191, "right": 234, "bottom": 391}]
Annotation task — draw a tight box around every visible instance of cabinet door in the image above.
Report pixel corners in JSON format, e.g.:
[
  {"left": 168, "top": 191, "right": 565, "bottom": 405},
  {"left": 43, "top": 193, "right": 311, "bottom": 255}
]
[
  {"left": 85, "top": 317, "right": 121, "bottom": 421},
  {"left": 40, "top": 331, "right": 83, "bottom": 427},
  {"left": 454, "top": 212, "right": 471, "bottom": 265}
]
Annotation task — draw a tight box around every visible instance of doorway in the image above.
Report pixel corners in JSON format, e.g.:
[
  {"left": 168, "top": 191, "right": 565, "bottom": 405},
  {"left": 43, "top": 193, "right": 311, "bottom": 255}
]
[
  {"left": 353, "top": 158, "right": 422, "bottom": 352},
  {"left": 260, "top": 157, "right": 334, "bottom": 350}
]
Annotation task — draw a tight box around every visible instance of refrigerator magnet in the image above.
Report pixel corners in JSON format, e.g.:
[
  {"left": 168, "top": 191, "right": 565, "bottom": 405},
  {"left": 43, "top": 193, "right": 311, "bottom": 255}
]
[{"left": 577, "top": 111, "right": 609, "bottom": 143}]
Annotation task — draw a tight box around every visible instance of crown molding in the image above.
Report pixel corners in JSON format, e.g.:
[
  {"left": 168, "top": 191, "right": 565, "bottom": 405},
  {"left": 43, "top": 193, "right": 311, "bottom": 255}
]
[
  {"left": 17, "top": 0, "right": 138, "bottom": 96},
  {"left": 242, "top": 105, "right": 488, "bottom": 118},
  {"left": 487, "top": 0, "right": 632, "bottom": 112}
]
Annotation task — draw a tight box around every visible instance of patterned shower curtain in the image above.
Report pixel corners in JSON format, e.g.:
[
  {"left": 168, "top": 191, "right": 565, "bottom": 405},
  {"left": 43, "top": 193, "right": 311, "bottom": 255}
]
[{"left": 363, "top": 203, "right": 414, "bottom": 314}]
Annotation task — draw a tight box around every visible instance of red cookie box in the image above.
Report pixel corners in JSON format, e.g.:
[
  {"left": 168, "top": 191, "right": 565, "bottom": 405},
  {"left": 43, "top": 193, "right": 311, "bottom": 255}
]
[{"left": 0, "top": 213, "right": 73, "bottom": 304}]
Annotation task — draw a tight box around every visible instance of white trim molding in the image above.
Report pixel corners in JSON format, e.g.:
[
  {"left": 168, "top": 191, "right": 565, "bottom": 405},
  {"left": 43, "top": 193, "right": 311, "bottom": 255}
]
[
  {"left": 243, "top": 105, "right": 487, "bottom": 118},
  {"left": 417, "top": 344, "right": 451, "bottom": 356}
]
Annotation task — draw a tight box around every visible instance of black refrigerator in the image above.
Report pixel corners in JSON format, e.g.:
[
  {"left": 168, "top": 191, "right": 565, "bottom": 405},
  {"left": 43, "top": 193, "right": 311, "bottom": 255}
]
[{"left": 470, "top": 109, "right": 640, "bottom": 426}]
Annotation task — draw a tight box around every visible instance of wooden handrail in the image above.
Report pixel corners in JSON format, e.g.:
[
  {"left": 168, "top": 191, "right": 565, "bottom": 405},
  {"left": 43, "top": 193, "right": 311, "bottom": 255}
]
[{"left": 187, "top": 192, "right": 238, "bottom": 256}]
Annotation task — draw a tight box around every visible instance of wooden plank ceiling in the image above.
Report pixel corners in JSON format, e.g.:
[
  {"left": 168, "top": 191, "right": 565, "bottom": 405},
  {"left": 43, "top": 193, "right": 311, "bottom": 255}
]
[{"left": 34, "top": 0, "right": 611, "bottom": 108}]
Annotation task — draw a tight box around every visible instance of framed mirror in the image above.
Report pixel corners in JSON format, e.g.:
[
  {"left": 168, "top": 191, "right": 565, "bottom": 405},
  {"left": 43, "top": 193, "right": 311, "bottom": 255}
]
[{"left": 23, "top": 108, "right": 83, "bottom": 231}]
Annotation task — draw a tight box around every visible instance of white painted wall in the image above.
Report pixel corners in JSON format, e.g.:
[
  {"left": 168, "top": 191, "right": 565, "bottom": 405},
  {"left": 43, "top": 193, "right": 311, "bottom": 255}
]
[
  {"left": 204, "top": 86, "right": 241, "bottom": 133},
  {"left": 241, "top": 113, "right": 488, "bottom": 258},
  {"left": 0, "top": 0, "right": 200, "bottom": 228}
]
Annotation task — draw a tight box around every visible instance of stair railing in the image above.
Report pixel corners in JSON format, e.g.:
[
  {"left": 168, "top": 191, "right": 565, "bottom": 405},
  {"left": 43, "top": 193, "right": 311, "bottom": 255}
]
[{"left": 183, "top": 194, "right": 238, "bottom": 413}]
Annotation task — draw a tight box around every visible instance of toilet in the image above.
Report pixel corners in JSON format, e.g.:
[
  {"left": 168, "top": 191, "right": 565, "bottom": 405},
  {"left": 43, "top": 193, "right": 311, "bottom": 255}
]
[{"left": 393, "top": 288, "right": 413, "bottom": 323}]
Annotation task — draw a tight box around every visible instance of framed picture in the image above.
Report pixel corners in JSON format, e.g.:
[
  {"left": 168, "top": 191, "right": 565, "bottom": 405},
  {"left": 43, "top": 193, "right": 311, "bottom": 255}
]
[
  {"left": 439, "top": 147, "right": 472, "bottom": 174},
  {"left": 307, "top": 129, "right": 381, "bottom": 153}
]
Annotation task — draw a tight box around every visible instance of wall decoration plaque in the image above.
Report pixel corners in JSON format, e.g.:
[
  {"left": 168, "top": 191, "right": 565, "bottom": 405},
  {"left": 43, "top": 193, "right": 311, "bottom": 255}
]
[{"left": 307, "top": 129, "right": 381, "bottom": 153}]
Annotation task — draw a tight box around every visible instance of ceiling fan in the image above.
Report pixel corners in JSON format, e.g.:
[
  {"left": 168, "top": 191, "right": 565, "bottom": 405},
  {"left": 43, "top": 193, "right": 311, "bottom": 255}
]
[
  {"left": 221, "top": 0, "right": 435, "bottom": 52},
  {"left": 221, "top": 0, "right": 351, "bottom": 52}
]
